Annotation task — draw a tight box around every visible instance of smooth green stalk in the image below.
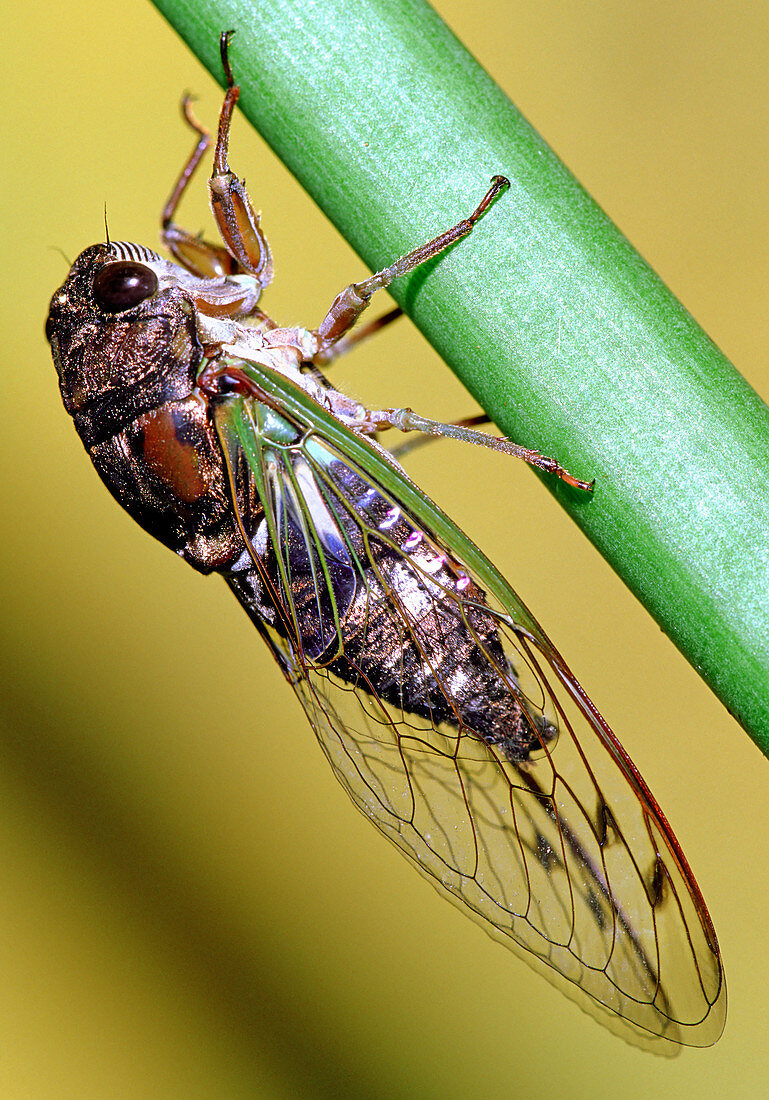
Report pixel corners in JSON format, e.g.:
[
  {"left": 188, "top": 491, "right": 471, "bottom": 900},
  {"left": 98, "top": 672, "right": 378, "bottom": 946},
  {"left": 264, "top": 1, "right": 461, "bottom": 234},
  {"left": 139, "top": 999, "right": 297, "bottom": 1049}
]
[{"left": 152, "top": 0, "right": 769, "bottom": 751}]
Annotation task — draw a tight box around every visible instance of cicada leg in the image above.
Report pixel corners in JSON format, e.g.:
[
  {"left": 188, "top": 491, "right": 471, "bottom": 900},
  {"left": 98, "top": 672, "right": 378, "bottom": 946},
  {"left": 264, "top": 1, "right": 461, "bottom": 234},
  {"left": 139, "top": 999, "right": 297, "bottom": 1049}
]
[
  {"left": 307, "top": 171, "right": 590, "bottom": 489},
  {"left": 362, "top": 406, "right": 595, "bottom": 490},
  {"left": 313, "top": 175, "right": 509, "bottom": 353},
  {"left": 313, "top": 306, "right": 404, "bottom": 367},
  {"left": 206, "top": 31, "right": 273, "bottom": 287},
  {"left": 388, "top": 413, "right": 489, "bottom": 460},
  {"left": 161, "top": 96, "right": 240, "bottom": 279}
]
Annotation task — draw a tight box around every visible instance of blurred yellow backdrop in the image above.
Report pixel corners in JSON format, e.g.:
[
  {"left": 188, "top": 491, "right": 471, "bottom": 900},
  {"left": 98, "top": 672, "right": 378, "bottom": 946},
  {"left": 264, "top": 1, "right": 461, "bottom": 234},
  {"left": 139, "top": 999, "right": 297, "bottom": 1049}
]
[{"left": 3, "top": 2, "right": 769, "bottom": 1096}]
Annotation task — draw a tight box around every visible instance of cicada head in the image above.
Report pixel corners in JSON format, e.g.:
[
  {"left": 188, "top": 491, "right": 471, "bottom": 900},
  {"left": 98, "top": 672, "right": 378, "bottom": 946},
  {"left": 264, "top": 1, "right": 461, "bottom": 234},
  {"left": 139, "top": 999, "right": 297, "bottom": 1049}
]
[
  {"left": 46, "top": 243, "right": 256, "bottom": 574},
  {"left": 46, "top": 242, "right": 205, "bottom": 449}
]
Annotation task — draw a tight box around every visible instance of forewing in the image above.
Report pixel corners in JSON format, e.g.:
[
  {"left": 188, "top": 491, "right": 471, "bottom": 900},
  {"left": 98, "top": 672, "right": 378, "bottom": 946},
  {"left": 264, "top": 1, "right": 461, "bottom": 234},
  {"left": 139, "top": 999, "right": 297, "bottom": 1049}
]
[{"left": 216, "top": 391, "right": 726, "bottom": 1050}]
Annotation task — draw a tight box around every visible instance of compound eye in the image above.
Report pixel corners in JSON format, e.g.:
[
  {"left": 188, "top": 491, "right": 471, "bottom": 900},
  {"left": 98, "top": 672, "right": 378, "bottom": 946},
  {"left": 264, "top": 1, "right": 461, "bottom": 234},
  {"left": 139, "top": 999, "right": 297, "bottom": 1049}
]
[{"left": 93, "top": 261, "right": 158, "bottom": 313}]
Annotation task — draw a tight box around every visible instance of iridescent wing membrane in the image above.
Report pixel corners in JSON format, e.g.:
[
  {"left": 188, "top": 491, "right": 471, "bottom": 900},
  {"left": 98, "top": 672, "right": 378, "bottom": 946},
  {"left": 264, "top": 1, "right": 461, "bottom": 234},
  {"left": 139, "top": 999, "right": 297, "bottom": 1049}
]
[{"left": 216, "top": 361, "right": 725, "bottom": 1049}]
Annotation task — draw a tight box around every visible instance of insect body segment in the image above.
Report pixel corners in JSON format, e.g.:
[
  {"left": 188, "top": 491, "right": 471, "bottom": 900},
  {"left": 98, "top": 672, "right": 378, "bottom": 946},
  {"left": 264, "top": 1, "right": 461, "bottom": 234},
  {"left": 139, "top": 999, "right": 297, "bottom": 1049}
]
[{"left": 46, "top": 32, "right": 725, "bottom": 1049}]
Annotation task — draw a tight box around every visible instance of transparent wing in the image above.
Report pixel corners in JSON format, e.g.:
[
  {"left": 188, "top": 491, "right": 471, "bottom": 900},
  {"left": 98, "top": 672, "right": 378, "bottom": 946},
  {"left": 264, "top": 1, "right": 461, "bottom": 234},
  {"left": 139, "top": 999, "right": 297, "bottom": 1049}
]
[{"left": 216, "top": 393, "right": 726, "bottom": 1050}]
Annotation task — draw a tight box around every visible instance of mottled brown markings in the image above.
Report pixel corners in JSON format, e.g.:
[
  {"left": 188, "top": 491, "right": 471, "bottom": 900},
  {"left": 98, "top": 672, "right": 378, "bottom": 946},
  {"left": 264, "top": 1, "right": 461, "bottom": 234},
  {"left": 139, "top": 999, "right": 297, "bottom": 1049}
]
[{"left": 137, "top": 401, "right": 210, "bottom": 503}]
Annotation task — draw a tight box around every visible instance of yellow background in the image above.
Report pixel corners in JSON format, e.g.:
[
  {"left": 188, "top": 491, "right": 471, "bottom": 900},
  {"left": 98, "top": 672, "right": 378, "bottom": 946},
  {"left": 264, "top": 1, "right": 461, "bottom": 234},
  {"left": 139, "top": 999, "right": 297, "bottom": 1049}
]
[{"left": 3, "top": 2, "right": 769, "bottom": 1096}]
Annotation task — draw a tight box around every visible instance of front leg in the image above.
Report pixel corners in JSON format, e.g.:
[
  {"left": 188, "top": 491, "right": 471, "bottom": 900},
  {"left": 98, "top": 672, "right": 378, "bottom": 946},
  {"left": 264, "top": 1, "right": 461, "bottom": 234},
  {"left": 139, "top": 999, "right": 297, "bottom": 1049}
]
[
  {"left": 161, "top": 96, "right": 238, "bottom": 279},
  {"left": 160, "top": 33, "right": 274, "bottom": 325}
]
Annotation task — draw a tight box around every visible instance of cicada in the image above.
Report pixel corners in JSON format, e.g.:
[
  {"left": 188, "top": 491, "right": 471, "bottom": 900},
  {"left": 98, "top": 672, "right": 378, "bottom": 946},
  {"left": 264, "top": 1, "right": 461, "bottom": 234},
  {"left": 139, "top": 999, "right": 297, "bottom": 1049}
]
[{"left": 46, "top": 32, "right": 725, "bottom": 1048}]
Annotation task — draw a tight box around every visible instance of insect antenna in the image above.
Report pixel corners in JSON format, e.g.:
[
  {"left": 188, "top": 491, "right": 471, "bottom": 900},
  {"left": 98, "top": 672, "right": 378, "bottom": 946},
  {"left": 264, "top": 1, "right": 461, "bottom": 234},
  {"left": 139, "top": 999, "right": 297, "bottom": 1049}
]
[{"left": 48, "top": 245, "right": 73, "bottom": 269}]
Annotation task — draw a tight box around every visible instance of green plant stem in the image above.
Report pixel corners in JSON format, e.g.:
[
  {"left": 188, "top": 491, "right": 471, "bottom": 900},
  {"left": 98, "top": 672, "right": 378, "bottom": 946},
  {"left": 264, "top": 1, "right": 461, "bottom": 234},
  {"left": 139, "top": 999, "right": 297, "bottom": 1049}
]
[{"left": 152, "top": 0, "right": 769, "bottom": 752}]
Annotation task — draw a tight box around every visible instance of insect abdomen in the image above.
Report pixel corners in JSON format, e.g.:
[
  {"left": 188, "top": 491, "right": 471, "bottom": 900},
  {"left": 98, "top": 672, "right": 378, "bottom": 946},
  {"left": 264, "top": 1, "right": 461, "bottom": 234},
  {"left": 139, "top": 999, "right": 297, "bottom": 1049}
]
[{"left": 225, "top": 503, "right": 545, "bottom": 761}]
